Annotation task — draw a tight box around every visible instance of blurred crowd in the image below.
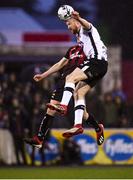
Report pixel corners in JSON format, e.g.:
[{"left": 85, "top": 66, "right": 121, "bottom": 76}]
[
  {"left": 84, "top": 89, "right": 132, "bottom": 128},
  {"left": 0, "top": 63, "right": 133, "bottom": 166}
]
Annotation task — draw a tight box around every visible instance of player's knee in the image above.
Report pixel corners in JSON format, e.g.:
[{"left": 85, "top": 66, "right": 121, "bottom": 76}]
[
  {"left": 73, "top": 92, "right": 78, "bottom": 100},
  {"left": 65, "top": 75, "right": 69, "bottom": 81},
  {"left": 83, "top": 111, "right": 89, "bottom": 120},
  {"left": 66, "top": 75, "right": 79, "bottom": 83},
  {"left": 76, "top": 90, "right": 86, "bottom": 99},
  {"left": 66, "top": 74, "right": 73, "bottom": 81}
]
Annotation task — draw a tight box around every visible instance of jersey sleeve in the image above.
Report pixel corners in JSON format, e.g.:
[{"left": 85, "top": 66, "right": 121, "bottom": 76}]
[
  {"left": 64, "top": 47, "right": 71, "bottom": 59},
  {"left": 83, "top": 23, "right": 92, "bottom": 33}
]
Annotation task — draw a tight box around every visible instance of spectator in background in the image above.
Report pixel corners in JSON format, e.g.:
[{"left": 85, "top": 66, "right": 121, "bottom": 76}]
[
  {"left": 22, "top": 82, "right": 33, "bottom": 115},
  {"left": 61, "top": 138, "right": 82, "bottom": 165},
  {"left": 0, "top": 94, "right": 5, "bottom": 111},
  {"left": 0, "top": 63, "right": 8, "bottom": 97},
  {"left": 103, "top": 92, "right": 118, "bottom": 127},
  {"left": 0, "top": 63, "right": 7, "bottom": 82},
  {"left": 8, "top": 72, "right": 17, "bottom": 90},
  {"left": 114, "top": 95, "right": 129, "bottom": 127},
  {"left": 9, "top": 96, "right": 28, "bottom": 165},
  {"left": 112, "top": 84, "right": 127, "bottom": 102},
  {"left": 0, "top": 110, "right": 9, "bottom": 129},
  {"left": 84, "top": 90, "right": 105, "bottom": 126},
  {"left": 114, "top": 95, "right": 127, "bottom": 118},
  {"left": 118, "top": 115, "right": 130, "bottom": 128}
]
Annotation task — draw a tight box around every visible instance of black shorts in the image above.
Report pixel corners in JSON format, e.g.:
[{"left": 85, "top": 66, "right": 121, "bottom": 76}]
[
  {"left": 51, "top": 79, "right": 65, "bottom": 102},
  {"left": 79, "top": 58, "right": 108, "bottom": 87}
]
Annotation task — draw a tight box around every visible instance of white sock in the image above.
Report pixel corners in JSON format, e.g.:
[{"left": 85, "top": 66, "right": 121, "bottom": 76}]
[
  {"left": 74, "top": 99, "right": 85, "bottom": 125},
  {"left": 61, "top": 82, "right": 75, "bottom": 105}
]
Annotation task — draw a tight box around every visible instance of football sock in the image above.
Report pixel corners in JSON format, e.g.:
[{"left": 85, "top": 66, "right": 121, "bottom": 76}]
[
  {"left": 37, "top": 114, "right": 54, "bottom": 140},
  {"left": 74, "top": 99, "right": 85, "bottom": 125},
  {"left": 61, "top": 82, "right": 75, "bottom": 105},
  {"left": 85, "top": 114, "right": 100, "bottom": 132}
]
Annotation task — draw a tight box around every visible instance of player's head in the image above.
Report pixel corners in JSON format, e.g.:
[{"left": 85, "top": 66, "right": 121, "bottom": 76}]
[
  {"left": 57, "top": 5, "right": 81, "bottom": 34},
  {"left": 65, "top": 18, "right": 81, "bottom": 34}
]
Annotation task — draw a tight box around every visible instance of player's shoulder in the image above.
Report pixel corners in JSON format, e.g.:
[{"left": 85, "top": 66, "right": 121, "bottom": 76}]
[{"left": 82, "top": 23, "right": 93, "bottom": 32}]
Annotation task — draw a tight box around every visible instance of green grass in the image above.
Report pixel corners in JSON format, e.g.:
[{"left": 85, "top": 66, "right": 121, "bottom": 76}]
[{"left": 0, "top": 166, "right": 133, "bottom": 179}]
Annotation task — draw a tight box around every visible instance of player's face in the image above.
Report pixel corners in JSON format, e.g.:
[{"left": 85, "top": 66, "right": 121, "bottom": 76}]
[{"left": 65, "top": 18, "right": 79, "bottom": 34}]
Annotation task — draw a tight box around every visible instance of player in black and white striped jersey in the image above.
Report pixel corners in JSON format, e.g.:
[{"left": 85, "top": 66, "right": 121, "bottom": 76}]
[{"left": 47, "top": 6, "right": 108, "bottom": 143}]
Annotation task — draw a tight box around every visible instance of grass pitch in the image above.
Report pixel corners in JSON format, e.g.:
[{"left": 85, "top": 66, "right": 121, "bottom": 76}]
[{"left": 0, "top": 166, "right": 132, "bottom": 179}]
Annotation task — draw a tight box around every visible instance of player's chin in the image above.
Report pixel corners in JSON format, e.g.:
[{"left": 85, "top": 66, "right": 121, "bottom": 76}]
[{"left": 70, "top": 29, "right": 77, "bottom": 34}]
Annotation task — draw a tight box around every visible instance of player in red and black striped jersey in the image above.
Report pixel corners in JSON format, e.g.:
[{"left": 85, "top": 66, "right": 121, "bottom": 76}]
[
  {"left": 24, "top": 44, "right": 103, "bottom": 148},
  {"left": 24, "top": 44, "right": 87, "bottom": 148}
]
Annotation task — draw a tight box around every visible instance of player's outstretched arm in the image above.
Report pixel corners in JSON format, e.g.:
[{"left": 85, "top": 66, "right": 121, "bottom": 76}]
[
  {"left": 72, "top": 11, "right": 91, "bottom": 30},
  {"left": 33, "top": 57, "right": 68, "bottom": 82}
]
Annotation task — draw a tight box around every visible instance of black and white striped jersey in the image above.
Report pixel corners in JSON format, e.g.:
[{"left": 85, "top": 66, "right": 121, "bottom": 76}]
[{"left": 78, "top": 24, "right": 107, "bottom": 61}]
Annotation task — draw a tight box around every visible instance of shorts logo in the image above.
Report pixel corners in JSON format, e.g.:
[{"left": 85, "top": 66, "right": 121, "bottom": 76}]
[
  {"left": 104, "top": 133, "right": 133, "bottom": 161},
  {"left": 88, "top": 71, "right": 93, "bottom": 77},
  {"left": 82, "top": 66, "right": 89, "bottom": 72}
]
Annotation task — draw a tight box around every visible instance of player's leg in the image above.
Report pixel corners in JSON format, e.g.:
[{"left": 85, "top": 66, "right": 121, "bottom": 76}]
[
  {"left": 63, "top": 59, "right": 107, "bottom": 142},
  {"left": 62, "top": 82, "right": 104, "bottom": 145},
  {"left": 24, "top": 79, "right": 66, "bottom": 148},
  {"left": 62, "top": 82, "right": 90, "bottom": 138},
  {"left": 37, "top": 99, "right": 58, "bottom": 140},
  {"left": 23, "top": 99, "right": 59, "bottom": 148},
  {"left": 74, "top": 83, "right": 90, "bottom": 126},
  {"left": 24, "top": 79, "right": 65, "bottom": 148},
  {"left": 83, "top": 109, "right": 104, "bottom": 145},
  {"left": 47, "top": 67, "right": 88, "bottom": 115}
]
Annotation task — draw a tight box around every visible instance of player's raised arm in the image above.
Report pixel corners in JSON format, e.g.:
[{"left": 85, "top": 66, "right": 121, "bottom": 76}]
[
  {"left": 72, "top": 11, "right": 91, "bottom": 30},
  {"left": 33, "top": 57, "right": 69, "bottom": 82}
]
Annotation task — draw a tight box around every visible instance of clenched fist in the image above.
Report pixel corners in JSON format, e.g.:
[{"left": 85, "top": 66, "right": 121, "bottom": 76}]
[
  {"left": 72, "top": 11, "right": 80, "bottom": 20},
  {"left": 33, "top": 74, "right": 43, "bottom": 82}
]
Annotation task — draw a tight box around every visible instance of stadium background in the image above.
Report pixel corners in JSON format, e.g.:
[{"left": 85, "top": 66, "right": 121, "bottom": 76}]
[{"left": 0, "top": 0, "right": 133, "bottom": 179}]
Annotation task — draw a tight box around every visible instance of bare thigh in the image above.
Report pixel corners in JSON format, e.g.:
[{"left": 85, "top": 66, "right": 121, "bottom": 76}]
[
  {"left": 66, "top": 67, "right": 88, "bottom": 83},
  {"left": 74, "top": 81, "right": 91, "bottom": 100}
]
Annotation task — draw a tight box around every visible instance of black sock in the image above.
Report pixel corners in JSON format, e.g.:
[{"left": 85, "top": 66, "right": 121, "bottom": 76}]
[
  {"left": 86, "top": 114, "right": 100, "bottom": 132},
  {"left": 37, "top": 114, "right": 54, "bottom": 140}
]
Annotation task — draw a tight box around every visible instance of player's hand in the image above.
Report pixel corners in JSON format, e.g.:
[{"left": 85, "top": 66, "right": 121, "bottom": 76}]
[
  {"left": 72, "top": 11, "right": 80, "bottom": 20},
  {"left": 33, "top": 74, "right": 43, "bottom": 82}
]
